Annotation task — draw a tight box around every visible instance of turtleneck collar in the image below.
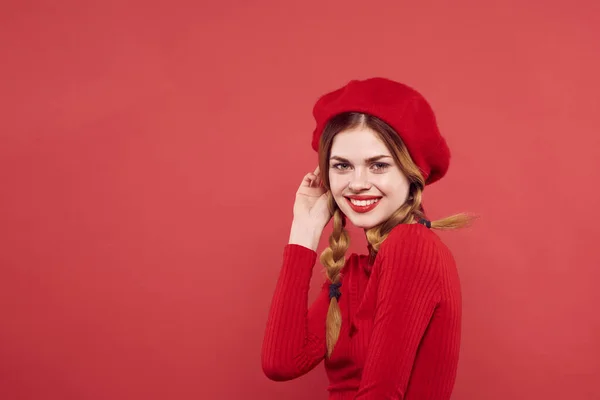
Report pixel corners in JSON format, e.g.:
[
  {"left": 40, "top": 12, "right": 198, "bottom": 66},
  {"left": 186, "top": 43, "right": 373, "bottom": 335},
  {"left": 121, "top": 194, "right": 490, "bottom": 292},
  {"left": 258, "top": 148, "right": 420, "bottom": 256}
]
[{"left": 363, "top": 245, "right": 376, "bottom": 276}]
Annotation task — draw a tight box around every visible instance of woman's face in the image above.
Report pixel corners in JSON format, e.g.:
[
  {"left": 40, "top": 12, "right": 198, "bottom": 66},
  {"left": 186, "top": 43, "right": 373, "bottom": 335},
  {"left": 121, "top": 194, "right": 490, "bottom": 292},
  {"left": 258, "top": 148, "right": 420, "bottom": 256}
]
[{"left": 328, "top": 126, "right": 410, "bottom": 229}]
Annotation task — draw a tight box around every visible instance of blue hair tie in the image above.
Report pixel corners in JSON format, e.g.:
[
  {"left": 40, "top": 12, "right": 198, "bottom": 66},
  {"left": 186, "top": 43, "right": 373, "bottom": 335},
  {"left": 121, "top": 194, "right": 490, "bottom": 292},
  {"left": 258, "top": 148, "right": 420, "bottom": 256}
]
[
  {"left": 419, "top": 218, "right": 432, "bottom": 229},
  {"left": 329, "top": 282, "right": 342, "bottom": 301}
]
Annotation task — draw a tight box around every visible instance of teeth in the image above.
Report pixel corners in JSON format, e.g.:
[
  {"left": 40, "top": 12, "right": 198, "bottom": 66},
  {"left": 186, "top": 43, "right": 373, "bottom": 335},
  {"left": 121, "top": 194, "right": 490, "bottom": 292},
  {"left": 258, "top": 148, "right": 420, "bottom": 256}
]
[{"left": 350, "top": 198, "right": 379, "bottom": 206}]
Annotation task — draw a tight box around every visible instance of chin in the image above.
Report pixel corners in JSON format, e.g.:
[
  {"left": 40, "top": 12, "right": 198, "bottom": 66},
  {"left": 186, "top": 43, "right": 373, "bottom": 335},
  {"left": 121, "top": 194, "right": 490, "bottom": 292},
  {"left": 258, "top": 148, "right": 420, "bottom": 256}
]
[
  {"left": 345, "top": 213, "right": 384, "bottom": 230},
  {"left": 336, "top": 200, "right": 387, "bottom": 230}
]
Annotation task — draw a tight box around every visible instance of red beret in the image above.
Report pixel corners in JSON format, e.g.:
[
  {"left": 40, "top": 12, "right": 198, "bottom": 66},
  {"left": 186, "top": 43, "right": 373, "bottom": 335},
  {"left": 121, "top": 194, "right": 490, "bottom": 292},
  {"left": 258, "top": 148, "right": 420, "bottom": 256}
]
[{"left": 311, "top": 77, "right": 450, "bottom": 185}]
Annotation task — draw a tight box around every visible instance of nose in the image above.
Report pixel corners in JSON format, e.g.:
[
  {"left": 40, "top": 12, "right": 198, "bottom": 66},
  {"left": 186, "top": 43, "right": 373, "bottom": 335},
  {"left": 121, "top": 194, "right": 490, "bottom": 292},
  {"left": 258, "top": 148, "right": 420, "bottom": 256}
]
[{"left": 348, "top": 169, "right": 372, "bottom": 192}]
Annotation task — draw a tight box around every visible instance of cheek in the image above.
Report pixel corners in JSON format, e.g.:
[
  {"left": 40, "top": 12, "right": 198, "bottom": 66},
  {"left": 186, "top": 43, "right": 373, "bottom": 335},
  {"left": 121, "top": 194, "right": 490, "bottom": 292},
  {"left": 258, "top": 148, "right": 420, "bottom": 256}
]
[
  {"left": 375, "top": 174, "right": 410, "bottom": 198},
  {"left": 371, "top": 175, "right": 394, "bottom": 193},
  {"left": 328, "top": 175, "right": 348, "bottom": 195}
]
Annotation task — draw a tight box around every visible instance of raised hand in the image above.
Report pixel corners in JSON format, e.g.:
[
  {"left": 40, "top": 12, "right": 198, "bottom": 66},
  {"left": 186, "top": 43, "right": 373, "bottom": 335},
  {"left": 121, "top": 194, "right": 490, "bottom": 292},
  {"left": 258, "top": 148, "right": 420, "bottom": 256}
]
[{"left": 289, "top": 167, "right": 333, "bottom": 250}]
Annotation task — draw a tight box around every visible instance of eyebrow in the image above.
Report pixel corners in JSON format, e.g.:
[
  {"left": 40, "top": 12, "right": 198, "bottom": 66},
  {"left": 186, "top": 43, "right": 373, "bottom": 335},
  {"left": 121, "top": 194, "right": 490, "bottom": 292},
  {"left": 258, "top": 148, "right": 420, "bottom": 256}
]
[{"left": 329, "top": 155, "right": 392, "bottom": 163}]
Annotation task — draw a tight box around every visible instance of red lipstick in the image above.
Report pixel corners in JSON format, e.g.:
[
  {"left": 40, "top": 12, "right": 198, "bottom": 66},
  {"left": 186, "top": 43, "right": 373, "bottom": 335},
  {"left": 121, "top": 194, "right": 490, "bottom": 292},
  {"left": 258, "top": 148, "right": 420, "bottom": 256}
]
[{"left": 345, "top": 196, "right": 382, "bottom": 213}]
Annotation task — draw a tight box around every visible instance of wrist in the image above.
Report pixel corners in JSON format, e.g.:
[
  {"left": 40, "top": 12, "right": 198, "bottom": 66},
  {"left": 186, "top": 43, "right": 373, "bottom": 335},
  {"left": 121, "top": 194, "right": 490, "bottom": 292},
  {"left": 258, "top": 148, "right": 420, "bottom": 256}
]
[{"left": 288, "top": 220, "right": 322, "bottom": 251}]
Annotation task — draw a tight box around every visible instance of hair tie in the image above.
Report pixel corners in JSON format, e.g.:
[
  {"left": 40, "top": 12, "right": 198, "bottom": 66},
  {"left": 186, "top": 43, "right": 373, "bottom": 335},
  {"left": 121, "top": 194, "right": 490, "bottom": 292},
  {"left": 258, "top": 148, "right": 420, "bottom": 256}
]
[
  {"left": 419, "top": 218, "right": 432, "bottom": 229},
  {"left": 329, "top": 282, "right": 342, "bottom": 301}
]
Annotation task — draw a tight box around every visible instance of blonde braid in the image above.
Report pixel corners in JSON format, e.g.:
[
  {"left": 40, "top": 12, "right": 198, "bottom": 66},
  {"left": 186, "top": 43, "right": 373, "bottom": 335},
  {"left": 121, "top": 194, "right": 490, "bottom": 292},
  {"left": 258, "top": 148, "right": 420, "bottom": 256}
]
[
  {"left": 319, "top": 195, "right": 350, "bottom": 358},
  {"left": 366, "top": 182, "right": 424, "bottom": 261},
  {"left": 366, "top": 181, "right": 475, "bottom": 262}
]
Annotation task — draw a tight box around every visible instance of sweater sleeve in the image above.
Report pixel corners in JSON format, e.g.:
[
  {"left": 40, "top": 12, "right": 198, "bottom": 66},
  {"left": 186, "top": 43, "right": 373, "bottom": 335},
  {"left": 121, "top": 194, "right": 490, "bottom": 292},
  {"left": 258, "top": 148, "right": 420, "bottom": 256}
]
[
  {"left": 261, "top": 244, "right": 329, "bottom": 381},
  {"left": 355, "top": 227, "right": 441, "bottom": 399}
]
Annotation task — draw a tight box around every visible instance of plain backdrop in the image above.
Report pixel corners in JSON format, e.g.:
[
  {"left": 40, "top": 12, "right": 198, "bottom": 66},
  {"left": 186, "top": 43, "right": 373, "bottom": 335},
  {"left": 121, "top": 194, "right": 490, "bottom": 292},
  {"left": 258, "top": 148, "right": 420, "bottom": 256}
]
[{"left": 1, "top": 0, "right": 599, "bottom": 399}]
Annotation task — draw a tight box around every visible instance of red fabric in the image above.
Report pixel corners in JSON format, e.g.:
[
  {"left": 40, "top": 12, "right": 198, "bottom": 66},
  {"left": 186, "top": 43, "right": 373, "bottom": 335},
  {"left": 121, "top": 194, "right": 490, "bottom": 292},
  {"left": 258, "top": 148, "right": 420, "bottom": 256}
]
[
  {"left": 261, "top": 224, "right": 462, "bottom": 399},
  {"left": 310, "top": 77, "right": 451, "bottom": 185}
]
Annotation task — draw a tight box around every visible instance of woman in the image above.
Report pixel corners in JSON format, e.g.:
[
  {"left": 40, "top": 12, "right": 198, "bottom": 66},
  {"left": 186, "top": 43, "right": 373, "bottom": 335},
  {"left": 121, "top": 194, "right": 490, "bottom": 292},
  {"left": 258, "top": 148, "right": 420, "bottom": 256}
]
[{"left": 261, "top": 77, "right": 472, "bottom": 399}]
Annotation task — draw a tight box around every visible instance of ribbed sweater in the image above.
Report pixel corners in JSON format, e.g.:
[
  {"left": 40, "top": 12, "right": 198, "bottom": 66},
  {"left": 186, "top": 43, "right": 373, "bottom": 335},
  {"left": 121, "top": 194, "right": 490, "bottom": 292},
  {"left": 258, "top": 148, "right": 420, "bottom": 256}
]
[{"left": 261, "top": 223, "right": 462, "bottom": 399}]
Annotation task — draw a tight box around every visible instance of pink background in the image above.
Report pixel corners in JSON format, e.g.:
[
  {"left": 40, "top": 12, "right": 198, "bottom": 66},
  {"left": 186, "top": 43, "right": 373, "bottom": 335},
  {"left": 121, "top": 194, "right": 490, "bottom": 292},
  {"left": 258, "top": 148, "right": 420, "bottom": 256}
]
[{"left": 1, "top": 1, "right": 599, "bottom": 399}]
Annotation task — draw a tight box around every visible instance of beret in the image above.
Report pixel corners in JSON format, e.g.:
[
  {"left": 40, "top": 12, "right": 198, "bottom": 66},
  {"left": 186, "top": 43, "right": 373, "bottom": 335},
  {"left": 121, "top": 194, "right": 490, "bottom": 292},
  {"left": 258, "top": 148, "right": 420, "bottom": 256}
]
[{"left": 311, "top": 77, "right": 450, "bottom": 185}]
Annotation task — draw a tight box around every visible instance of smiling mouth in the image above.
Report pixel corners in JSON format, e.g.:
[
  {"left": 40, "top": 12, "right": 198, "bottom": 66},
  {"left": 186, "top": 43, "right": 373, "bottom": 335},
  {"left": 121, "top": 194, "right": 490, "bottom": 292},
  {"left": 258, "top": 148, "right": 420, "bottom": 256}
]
[
  {"left": 348, "top": 198, "right": 380, "bottom": 206},
  {"left": 345, "top": 197, "right": 382, "bottom": 213}
]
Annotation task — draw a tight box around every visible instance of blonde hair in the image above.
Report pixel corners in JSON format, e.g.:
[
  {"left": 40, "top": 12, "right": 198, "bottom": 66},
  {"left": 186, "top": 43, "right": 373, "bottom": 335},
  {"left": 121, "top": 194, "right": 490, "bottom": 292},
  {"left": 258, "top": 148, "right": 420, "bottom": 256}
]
[{"left": 317, "top": 112, "right": 474, "bottom": 357}]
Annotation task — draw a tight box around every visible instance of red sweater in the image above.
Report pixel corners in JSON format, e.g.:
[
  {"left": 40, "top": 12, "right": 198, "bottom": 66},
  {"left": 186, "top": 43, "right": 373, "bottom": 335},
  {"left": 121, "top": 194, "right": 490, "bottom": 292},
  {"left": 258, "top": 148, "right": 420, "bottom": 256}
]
[{"left": 261, "top": 223, "right": 462, "bottom": 399}]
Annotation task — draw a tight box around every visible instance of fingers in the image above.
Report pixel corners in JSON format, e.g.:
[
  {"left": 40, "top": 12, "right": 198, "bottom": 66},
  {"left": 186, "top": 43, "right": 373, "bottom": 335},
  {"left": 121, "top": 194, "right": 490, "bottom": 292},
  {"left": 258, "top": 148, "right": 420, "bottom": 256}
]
[
  {"left": 312, "top": 173, "right": 323, "bottom": 188},
  {"left": 303, "top": 167, "right": 323, "bottom": 188},
  {"left": 313, "top": 166, "right": 322, "bottom": 187},
  {"left": 302, "top": 172, "right": 317, "bottom": 187}
]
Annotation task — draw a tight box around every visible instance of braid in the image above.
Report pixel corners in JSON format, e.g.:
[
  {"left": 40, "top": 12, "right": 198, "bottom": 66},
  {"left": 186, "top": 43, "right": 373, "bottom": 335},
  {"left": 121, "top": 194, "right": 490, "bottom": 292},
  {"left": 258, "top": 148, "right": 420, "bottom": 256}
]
[
  {"left": 319, "top": 195, "right": 350, "bottom": 358},
  {"left": 366, "top": 179, "right": 475, "bottom": 262},
  {"left": 366, "top": 182, "right": 424, "bottom": 262}
]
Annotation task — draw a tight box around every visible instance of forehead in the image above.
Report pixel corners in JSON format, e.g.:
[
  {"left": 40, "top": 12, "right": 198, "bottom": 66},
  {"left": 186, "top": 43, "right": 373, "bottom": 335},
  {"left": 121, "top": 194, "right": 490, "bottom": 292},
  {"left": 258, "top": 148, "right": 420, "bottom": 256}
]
[{"left": 330, "top": 127, "right": 390, "bottom": 158}]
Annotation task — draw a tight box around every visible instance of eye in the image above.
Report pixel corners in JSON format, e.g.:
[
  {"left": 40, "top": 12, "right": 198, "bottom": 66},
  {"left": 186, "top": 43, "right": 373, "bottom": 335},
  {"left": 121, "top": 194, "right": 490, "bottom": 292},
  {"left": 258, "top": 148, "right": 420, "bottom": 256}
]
[
  {"left": 372, "top": 162, "right": 390, "bottom": 171},
  {"left": 332, "top": 162, "right": 351, "bottom": 170}
]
